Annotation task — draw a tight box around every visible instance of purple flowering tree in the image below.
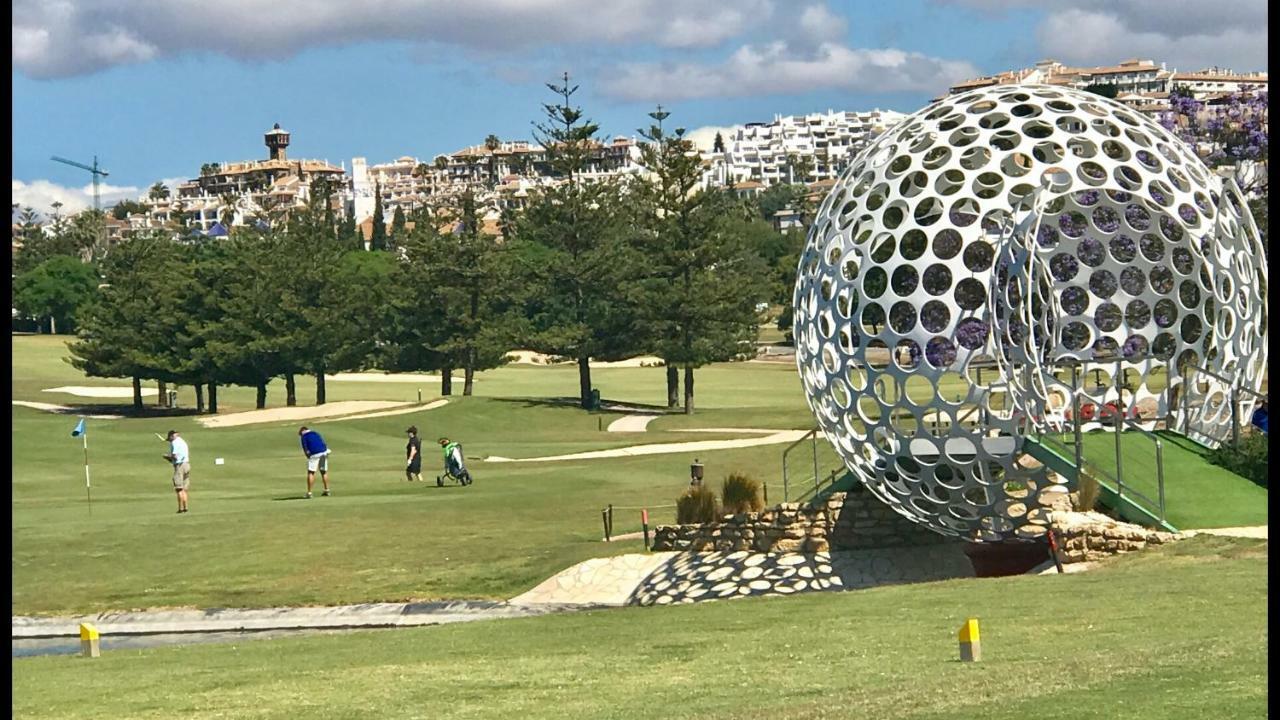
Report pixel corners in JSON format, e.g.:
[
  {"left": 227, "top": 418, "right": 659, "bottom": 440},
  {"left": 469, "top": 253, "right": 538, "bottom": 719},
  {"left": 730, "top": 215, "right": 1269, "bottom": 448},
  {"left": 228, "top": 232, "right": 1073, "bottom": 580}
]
[{"left": 1160, "top": 87, "right": 1268, "bottom": 196}]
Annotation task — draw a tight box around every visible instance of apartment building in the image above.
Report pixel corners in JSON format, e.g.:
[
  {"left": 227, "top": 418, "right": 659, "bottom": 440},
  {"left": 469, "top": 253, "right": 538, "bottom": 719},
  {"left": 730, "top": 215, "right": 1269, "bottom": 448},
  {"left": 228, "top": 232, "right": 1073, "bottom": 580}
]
[{"left": 701, "top": 109, "right": 907, "bottom": 189}]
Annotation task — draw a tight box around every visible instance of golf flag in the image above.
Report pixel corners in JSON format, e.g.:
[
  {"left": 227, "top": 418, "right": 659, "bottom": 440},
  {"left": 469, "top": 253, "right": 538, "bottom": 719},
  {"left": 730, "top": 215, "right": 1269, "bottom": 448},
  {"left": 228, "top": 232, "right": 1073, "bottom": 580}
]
[{"left": 71, "top": 418, "right": 86, "bottom": 437}]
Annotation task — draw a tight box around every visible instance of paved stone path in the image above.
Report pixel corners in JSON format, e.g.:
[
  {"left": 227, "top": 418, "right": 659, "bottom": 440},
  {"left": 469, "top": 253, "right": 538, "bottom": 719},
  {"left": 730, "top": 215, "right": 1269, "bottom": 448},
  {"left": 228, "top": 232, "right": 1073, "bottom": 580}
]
[
  {"left": 484, "top": 430, "right": 809, "bottom": 463},
  {"left": 13, "top": 601, "right": 570, "bottom": 639},
  {"left": 509, "top": 553, "right": 679, "bottom": 606},
  {"left": 606, "top": 415, "right": 660, "bottom": 432}
]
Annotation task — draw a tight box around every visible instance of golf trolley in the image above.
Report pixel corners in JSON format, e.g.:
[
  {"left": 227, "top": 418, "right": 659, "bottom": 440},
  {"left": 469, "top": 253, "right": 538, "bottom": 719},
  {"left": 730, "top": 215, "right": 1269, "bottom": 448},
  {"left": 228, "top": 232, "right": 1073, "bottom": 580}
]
[{"left": 436, "top": 444, "right": 473, "bottom": 487}]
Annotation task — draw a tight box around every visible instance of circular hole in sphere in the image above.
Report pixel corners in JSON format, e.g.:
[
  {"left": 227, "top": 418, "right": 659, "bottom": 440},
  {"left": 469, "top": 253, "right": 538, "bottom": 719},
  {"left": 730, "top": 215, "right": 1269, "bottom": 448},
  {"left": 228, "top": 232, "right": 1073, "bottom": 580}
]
[
  {"left": 955, "top": 278, "right": 987, "bottom": 310},
  {"left": 963, "top": 241, "right": 995, "bottom": 271},
  {"left": 955, "top": 319, "right": 989, "bottom": 350},
  {"left": 889, "top": 301, "right": 918, "bottom": 333},
  {"left": 1109, "top": 235, "right": 1137, "bottom": 263},
  {"left": 1092, "top": 207, "right": 1120, "bottom": 233},
  {"left": 1170, "top": 247, "right": 1194, "bottom": 275},
  {"left": 1152, "top": 333, "right": 1177, "bottom": 360},
  {"left": 1092, "top": 336, "right": 1119, "bottom": 359},
  {"left": 892, "top": 265, "right": 919, "bottom": 296},
  {"left": 1153, "top": 299, "right": 1178, "bottom": 328},
  {"left": 922, "top": 264, "right": 953, "bottom": 295},
  {"left": 863, "top": 267, "right": 888, "bottom": 298},
  {"left": 925, "top": 337, "right": 958, "bottom": 368},
  {"left": 1125, "top": 299, "right": 1151, "bottom": 328},
  {"left": 1120, "top": 267, "right": 1147, "bottom": 295},
  {"left": 900, "top": 229, "right": 928, "bottom": 260},
  {"left": 928, "top": 227, "right": 961, "bottom": 258},
  {"left": 1089, "top": 269, "right": 1118, "bottom": 299},
  {"left": 1050, "top": 253, "right": 1079, "bottom": 282},
  {"left": 894, "top": 339, "right": 922, "bottom": 370},
  {"left": 1180, "top": 315, "right": 1204, "bottom": 342},
  {"left": 921, "top": 301, "right": 951, "bottom": 333},
  {"left": 1122, "top": 335, "right": 1149, "bottom": 360},
  {"left": 1139, "top": 233, "right": 1164, "bottom": 262},
  {"left": 1062, "top": 321, "right": 1091, "bottom": 350},
  {"left": 1178, "top": 280, "right": 1202, "bottom": 309},
  {"left": 1059, "top": 211, "right": 1087, "bottom": 238},
  {"left": 1149, "top": 266, "right": 1175, "bottom": 294},
  {"left": 1094, "top": 302, "right": 1122, "bottom": 332},
  {"left": 1061, "top": 286, "right": 1089, "bottom": 315},
  {"left": 1077, "top": 237, "right": 1104, "bottom": 267},
  {"left": 1035, "top": 224, "right": 1060, "bottom": 250}
]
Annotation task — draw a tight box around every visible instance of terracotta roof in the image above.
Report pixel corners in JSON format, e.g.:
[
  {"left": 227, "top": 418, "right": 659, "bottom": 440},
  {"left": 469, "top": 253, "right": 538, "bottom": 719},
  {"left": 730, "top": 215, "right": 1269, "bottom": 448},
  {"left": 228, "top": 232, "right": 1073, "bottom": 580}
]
[
  {"left": 1079, "top": 62, "right": 1160, "bottom": 76},
  {"left": 733, "top": 180, "right": 764, "bottom": 189}
]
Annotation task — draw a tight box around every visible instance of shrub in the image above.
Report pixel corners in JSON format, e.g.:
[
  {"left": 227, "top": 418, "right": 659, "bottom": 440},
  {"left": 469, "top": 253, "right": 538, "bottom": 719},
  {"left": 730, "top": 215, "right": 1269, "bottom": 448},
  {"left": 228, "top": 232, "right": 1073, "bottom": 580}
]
[
  {"left": 721, "top": 472, "right": 764, "bottom": 515},
  {"left": 1074, "top": 471, "right": 1101, "bottom": 512},
  {"left": 1207, "top": 432, "right": 1268, "bottom": 488},
  {"left": 676, "top": 485, "right": 719, "bottom": 524}
]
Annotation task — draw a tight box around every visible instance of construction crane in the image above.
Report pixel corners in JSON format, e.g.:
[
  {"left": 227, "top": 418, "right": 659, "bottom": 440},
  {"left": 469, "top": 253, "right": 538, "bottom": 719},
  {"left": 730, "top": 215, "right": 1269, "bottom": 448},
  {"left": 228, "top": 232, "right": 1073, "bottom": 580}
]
[{"left": 50, "top": 155, "right": 110, "bottom": 213}]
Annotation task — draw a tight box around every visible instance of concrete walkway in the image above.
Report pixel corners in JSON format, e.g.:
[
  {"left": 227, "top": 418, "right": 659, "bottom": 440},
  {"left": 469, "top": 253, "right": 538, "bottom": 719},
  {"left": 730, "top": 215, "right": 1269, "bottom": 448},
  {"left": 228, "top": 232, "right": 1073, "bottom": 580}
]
[
  {"left": 510, "top": 553, "right": 678, "bottom": 606},
  {"left": 13, "top": 601, "right": 573, "bottom": 639},
  {"left": 606, "top": 415, "right": 660, "bottom": 432},
  {"left": 484, "top": 429, "right": 809, "bottom": 463}
]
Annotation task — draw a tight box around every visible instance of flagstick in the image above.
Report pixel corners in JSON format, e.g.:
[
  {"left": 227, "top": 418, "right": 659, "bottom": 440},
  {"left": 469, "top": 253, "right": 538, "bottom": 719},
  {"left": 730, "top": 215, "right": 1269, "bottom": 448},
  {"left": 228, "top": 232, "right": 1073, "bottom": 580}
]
[{"left": 82, "top": 423, "right": 92, "bottom": 516}]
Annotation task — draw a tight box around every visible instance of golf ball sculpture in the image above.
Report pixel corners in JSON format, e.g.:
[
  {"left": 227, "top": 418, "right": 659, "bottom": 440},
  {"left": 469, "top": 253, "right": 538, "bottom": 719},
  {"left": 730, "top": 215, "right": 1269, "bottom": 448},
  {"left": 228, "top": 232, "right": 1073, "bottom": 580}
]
[{"left": 793, "top": 84, "right": 1267, "bottom": 542}]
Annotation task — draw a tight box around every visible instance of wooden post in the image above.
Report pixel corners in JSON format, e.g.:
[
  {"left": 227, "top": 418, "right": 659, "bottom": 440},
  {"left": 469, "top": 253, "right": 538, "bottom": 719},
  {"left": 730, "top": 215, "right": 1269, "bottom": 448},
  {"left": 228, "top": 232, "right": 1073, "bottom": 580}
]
[
  {"left": 79, "top": 623, "right": 100, "bottom": 658},
  {"left": 641, "top": 508, "right": 650, "bottom": 551},
  {"left": 602, "top": 508, "right": 611, "bottom": 542},
  {"left": 958, "top": 618, "right": 981, "bottom": 662},
  {"left": 418, "top": 388, "right": 422, "bottom": 404}
]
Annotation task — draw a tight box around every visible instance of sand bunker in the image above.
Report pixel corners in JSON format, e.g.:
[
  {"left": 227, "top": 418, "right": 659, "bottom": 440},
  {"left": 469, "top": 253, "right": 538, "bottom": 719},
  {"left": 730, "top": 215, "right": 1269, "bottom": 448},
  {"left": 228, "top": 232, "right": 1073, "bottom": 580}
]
[
  {"left": 44, "top": 386, "right": 157, "bottom": 398},
  {"left": 326, "top": 373, "right": 445, "bottom": 383},
  {"left": 318, "top": 399, "right": 449, "bottom": 423},
  {"left": 197, "top": 401, "right": 412, "bottom": 429},
  {"left": 505, "top": 351, "right": 664, "bottom": 368},
  {"left": 484, "top": 430, "right": 808, "bottom": 463},
  {"left": 606, "top": 415, "right": 660, "bottom": 432}
]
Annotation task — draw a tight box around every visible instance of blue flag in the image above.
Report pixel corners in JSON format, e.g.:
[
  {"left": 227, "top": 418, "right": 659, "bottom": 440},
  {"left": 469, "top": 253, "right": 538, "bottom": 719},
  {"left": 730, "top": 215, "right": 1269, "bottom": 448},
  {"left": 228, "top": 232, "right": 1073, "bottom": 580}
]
[{"left": 71, "top": 418, "right": 86, "bottom": 438}]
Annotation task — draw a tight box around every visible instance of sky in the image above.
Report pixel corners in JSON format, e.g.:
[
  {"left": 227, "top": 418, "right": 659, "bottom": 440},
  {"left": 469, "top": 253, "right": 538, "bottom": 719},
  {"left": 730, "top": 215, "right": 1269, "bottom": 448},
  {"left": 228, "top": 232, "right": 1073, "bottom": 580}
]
[{"left": 11, "top": 0, "right": 1269, "bottom": 216}]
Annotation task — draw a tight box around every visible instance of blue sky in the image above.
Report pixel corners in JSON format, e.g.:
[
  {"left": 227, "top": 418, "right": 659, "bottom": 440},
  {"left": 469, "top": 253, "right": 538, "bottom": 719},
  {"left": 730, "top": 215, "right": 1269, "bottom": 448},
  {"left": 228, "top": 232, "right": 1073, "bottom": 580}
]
[{"left": 12, "top": 0, "right": 1268, "bottom": 214}]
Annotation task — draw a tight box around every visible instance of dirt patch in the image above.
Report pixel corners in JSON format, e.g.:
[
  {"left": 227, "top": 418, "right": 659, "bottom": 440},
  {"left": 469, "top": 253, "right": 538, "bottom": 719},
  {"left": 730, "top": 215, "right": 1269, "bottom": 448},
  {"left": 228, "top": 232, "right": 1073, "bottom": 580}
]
[{"left": 196, "top": 401, "right": 413, "bottom": 429}]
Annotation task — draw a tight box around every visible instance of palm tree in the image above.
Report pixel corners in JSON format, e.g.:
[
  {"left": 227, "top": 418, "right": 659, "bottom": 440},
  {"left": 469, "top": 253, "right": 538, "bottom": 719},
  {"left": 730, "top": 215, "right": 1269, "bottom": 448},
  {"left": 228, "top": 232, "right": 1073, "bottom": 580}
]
[
  {"left": 484, "top": 134, "right": 501, "bottom": 187},
  {"left": 148, "top": 182, "right": 170, "bottom": 201},
  {"left": 219, "top": 193, "right": 239, "bottom": 227}
]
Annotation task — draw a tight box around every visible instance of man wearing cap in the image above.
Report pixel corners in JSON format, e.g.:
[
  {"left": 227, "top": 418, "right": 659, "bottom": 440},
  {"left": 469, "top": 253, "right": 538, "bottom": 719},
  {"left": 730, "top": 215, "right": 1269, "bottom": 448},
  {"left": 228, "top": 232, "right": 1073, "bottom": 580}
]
[
  {"left": 299, "top": 426, "right": 332, "bottom": 499},
  {"left": 162, "top": 429, "right": 191, "bottom": 514},
  {"left": 405, "top": 426, "right": 423, "bottom": 482}
]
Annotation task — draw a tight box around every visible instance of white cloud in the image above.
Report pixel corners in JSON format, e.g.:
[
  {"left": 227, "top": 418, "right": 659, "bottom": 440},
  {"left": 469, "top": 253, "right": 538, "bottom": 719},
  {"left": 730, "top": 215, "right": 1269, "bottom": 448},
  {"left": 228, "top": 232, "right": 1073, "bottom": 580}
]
[
  {"left": 12, "top": 179, "right": 145, "bottom": 217},
  {"left": 12, "top": 0, "right": 775, "bottom": 79},
  {"left": 605, "top": 42, "right": 980, "bottom": 102},
  {"left": 684, "top": 125, "right": 744, "bottom": 152},
  {"left": 935, "top": 0, "right": 1268, "bottom": 71}
]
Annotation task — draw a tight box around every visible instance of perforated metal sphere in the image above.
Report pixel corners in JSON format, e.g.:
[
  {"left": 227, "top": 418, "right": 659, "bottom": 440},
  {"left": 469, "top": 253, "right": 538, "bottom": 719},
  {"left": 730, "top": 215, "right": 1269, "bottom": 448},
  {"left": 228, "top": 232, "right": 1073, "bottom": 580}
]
[{"left": 793, "top": 84, "right": 1267, "bottom": 542}]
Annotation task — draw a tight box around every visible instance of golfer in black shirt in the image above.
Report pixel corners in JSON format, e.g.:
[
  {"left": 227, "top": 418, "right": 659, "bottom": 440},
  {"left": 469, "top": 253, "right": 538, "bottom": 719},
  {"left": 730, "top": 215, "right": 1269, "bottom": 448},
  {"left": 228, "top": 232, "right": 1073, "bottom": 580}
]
[{"left": 405, "top": 426, "right": 423, "bottom": 482}]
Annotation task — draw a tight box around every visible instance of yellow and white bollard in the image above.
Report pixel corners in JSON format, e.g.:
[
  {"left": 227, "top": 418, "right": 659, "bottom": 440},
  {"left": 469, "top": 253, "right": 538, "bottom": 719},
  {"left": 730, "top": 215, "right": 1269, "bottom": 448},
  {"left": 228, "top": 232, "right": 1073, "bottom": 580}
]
[
  {"left": 79, "top": 623, "right": 101, "bottom": 658},
  {"left": 958, "top": 618, "right": 981, "bottom": 662}
]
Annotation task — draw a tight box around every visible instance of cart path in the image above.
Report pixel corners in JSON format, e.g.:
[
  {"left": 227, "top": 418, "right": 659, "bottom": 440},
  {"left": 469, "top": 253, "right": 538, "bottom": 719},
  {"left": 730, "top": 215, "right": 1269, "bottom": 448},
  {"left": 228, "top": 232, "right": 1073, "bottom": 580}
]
[
  {"left": 605, "top": 415, "right": 660, "bottom": 432},
  {"left": 483, "top": 429, "right": 809, "bottom": 463}
]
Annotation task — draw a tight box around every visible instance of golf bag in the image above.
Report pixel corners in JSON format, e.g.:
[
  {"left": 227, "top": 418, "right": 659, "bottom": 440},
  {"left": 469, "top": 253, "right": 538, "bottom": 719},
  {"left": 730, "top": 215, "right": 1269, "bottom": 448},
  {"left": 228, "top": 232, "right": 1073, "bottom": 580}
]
[{"left": 437, "top": 443, "right": 473, "bottom": 487}]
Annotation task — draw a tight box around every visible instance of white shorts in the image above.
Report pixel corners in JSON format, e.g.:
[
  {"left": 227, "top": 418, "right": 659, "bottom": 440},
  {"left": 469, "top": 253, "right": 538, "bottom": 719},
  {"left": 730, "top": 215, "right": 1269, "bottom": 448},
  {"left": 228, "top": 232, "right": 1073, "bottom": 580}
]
[{"left": 307, "top": 451, "right": 330, "bottom": 473}]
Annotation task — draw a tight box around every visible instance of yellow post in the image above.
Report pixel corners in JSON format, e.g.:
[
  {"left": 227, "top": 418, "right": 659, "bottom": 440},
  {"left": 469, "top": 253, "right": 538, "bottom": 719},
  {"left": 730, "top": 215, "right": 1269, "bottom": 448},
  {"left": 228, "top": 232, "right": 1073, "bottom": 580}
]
[
  {"left": 958, "top": 618, "right": 981, "bottom": 662},
  {"left": 79, "top": 623, "right": 101, "bottom": 658}
]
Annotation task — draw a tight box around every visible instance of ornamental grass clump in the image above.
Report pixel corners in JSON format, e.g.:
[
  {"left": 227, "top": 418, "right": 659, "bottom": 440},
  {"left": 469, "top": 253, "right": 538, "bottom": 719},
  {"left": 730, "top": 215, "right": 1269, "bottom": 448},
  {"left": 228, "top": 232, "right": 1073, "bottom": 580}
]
[
  {"left": 721, "top": 472, "right": 764, "bottom": 515},
  {"left": 676, "top": 485, "right": 719, "bottom": 524}
]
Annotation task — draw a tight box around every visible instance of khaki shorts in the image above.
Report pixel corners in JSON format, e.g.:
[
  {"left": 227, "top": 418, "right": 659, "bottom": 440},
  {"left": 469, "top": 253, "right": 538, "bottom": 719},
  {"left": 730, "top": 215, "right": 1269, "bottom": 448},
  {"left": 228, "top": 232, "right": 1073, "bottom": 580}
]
[
  {"left": 172, "top": 462, "right": 191, "bottom": 491},
  {"left": 307, "top": 451, "right": 330, "bottom": 474}
]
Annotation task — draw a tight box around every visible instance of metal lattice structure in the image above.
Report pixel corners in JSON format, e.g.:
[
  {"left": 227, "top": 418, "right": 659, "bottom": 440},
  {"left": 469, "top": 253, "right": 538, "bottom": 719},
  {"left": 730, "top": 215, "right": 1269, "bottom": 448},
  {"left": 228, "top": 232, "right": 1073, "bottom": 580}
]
[{"left": 793, "top": 84, "right": 1267, "bottom": 542}]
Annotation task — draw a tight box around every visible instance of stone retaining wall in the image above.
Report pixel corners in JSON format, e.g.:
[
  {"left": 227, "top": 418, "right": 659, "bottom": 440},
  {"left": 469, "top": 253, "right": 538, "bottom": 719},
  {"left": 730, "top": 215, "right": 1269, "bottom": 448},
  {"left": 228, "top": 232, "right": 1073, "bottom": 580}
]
[
  {"left": 1051, "top": 511, "right": 1181, "bottom": 563},
  {"left": 651, "top": 485, "right": 954, "bottom": 553}
]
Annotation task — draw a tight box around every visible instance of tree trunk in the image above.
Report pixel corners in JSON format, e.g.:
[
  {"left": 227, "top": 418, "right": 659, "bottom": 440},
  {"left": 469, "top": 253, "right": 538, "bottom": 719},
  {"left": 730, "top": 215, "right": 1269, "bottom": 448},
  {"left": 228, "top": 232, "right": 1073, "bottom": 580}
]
[
  {"left": 441, "top": 367, "right": 453, "bottom": 396},
  {"left": 195, "top": 384, "right": 205, "bottom": 413},
  {"left": 158, "top": 380, "right": 168, "bottom": 408},
  {"left": 463, "top": 362, "right": 475, "bottom": 397},
  {"left": 666, "top": 364, "right": 679, "bottom": 408},
  {"left": 579, "top": 355, "right": 593, "bottom": 409},
  {"left": 285, "top": 372, "right": 297, "bottom": 407},
  {"left": 49, "top": 316, "right": 57, "bottom": 335},
  {"left": 315, "top": 370, "right": 326, "bottom": 405},
  {"left": 256, "top": 383, "right": 267, "bottom": 409},
  {"left": 131, "top": 376, "right": 143, "bottom": 411},
  {"left": 208, "top": 383, "right": 219, "bottom": 413},
  {"left": 683, "top": 365, "right": 695, "bottom": 415}
]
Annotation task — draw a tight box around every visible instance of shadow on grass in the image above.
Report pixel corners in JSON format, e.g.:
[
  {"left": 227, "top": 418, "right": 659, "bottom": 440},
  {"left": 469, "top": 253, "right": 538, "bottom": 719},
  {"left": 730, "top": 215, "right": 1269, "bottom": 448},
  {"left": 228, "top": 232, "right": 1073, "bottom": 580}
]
[
  {"left": 36, "top": 403, "right": 207, "bottom": 419},
  {"left": 491, "top": 396, "right": 675, "bottom": 413}
]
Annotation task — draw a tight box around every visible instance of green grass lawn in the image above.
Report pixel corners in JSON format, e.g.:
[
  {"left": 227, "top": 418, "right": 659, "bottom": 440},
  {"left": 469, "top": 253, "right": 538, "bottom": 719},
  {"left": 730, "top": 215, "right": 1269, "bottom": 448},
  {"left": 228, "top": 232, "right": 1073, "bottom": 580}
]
[
  {"left": 11, "top": 535, "right": 1267, "bottom": 720},
  {"left": 12, "top": 336, "right": 821, "bottom": 615},
  {"left": 1070, "top": 430, "right": 1268, "bottom": 530}
]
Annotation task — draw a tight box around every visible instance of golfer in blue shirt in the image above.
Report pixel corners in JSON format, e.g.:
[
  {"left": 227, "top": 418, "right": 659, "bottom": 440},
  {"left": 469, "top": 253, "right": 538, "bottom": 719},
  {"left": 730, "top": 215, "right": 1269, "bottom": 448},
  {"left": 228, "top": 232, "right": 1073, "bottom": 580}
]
[{"left": 298, "top": 426, "right": 332, "bottom": 499}]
